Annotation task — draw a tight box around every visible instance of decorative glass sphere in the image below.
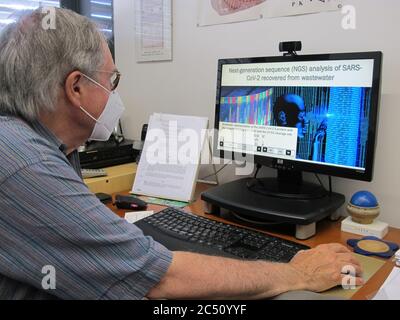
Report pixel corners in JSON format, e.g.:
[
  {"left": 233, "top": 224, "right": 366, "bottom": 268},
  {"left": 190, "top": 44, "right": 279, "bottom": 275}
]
[{"left": 347, "top": 191, "right": 380, "bottom": 225}]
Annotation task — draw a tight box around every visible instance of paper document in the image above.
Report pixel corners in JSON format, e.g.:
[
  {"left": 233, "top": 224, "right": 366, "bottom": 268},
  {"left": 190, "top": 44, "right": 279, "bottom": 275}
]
[
  {"left": 132, "top": 113, "right": 209, "bottom": 202},
  {"left": 135, "top": 0, "right": 172, "bottom": 62},
  {"left": 264, "top": 0, "right": 342, "bottom": 18},
  {"left": 373, "top": 267, "right": 400, "bottom": 300},
  {"left": 125, "top": 211, "right": 155, "bottom": 224}
]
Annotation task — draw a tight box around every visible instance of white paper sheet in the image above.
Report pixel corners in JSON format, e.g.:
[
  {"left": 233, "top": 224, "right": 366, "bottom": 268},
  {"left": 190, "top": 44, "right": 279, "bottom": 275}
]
[
  {"left": 125, "top": 211, "right": 155, "bottom": 224},
  {"left": 135, "top": 0, "right": 172, "bottom": 62},
  {"left": 264, "top": 0, "right": 342, "bottom": 18},
  {"left": 373, "top": 267, "right": 400, "bottom": 300},
  {"left": 197, "top": 0, "right": 343, "bottom": 27},
  {"left": 132, "top": 113, "right": 208, "bottom": 202}
]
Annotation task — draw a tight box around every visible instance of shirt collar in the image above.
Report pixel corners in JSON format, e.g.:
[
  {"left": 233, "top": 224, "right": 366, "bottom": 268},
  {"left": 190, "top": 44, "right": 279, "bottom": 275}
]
[
  {"left": 30, "top": 120, "right": 68, "bottom": 155},
  {"left": 30, "top": 119, "right": 82, "bottom": 177}
]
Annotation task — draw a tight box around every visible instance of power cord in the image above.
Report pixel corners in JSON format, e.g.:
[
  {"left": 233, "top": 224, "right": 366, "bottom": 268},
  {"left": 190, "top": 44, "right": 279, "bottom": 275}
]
[
  {"left": 118, "top": 120, "right": 124, "bottom": 137},
  {"left": 314, "top": 174, "right": 333, "bottom": 194},
  {"left": 314, "top": 173, "right": 325, "bottom": 189},
  {"left": 199, "top": 163, "right": 230, "bottom": 181},
  {"left": 254, "top": 163, "right": 262, "bottom": 179}
]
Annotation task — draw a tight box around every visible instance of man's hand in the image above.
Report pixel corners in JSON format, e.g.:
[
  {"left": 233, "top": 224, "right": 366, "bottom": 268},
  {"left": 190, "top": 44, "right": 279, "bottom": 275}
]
[{"left": 289, "top": 243, "right": 364, "bottom": 293}]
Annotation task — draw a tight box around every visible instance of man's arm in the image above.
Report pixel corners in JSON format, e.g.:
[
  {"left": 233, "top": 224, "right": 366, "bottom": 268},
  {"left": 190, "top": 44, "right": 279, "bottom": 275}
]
[
  {"left": 147, "top": 243, "right": 363, "bottom": 300},
  {"left": 0, "top": 159, "right": 173, "bottom": 300}
]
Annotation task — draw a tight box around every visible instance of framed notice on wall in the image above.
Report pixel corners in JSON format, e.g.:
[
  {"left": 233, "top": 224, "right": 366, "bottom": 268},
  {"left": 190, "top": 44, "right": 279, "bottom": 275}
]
[{"left": 135, "top": 0, "right": 173, "bottom": 62}]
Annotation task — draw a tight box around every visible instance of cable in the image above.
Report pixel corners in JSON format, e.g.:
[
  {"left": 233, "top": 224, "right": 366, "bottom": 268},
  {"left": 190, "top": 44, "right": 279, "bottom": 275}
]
[
  {"left": 254, "top": 164, "right": 262, "bottom": 179},
  {"left": 314, "top": 173, "right": 325, "bottom": 190},
  {"left": 315, "top": 174, "right": 333, "bottom": 195},
  {"left": 199, "top": 163, "right": 230, "bottom": 181},
  {"left": 118, "top": 120, "right": 124, "bottom": 137}
]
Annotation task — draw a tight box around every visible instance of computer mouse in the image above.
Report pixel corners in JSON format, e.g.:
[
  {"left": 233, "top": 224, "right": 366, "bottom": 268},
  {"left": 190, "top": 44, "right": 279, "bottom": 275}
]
[{"left": 114, "top": 195, "right": 148, "bottom": 211}]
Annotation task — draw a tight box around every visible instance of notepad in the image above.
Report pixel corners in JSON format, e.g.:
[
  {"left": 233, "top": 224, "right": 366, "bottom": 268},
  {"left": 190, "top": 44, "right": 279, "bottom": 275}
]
[
  {"left": 373, "top": 266, "right": 400, "bottom": 300},
  {"left": 395, "top": 249, "right": 400, "bottom": 267},
  {"left": 125, "top": 211, "right": 155, "bottom": 224},
  {"left": 132, "top": 113, "right": 208, "bottom": 202}
]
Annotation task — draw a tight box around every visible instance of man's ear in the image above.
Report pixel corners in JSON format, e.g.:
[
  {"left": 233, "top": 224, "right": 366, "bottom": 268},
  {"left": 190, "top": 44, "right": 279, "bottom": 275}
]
[{"left": 64, "top": 71, "right": 85, "bottom": 110}]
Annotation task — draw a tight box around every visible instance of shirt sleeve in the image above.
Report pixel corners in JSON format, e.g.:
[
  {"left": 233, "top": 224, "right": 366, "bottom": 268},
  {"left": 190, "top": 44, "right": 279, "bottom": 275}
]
[{"left": 0, "top": 157, "right": 173, "bottom": 300}]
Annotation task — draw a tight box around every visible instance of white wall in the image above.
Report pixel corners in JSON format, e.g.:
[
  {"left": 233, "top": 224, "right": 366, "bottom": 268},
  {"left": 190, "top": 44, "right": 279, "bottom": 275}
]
[{"left": 114, "top": 0, "right": 400, "bottom": 227}]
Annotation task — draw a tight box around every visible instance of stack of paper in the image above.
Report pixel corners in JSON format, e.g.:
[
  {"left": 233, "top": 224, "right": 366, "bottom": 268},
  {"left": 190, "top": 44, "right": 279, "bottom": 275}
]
[
  {"left": 396, "top": 250, "right": 400, "bottom": 267},
  {"left": 125, "top": 211, "right": 155, "bottom": 224},
  {"left": 373, "top": 266, "right": 400, "bottom": 300}
]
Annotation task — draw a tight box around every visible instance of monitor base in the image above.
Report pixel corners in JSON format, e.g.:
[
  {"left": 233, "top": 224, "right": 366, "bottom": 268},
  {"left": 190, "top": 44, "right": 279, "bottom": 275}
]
[
  {"left": 247, "top": 169, "right": 328, "bottom": 200},
  {"left": 247, "top": 177, "right": 328, "bottom": 200},
  {"left": 201, "top": 178, "right": 345, "bottom": 240}
]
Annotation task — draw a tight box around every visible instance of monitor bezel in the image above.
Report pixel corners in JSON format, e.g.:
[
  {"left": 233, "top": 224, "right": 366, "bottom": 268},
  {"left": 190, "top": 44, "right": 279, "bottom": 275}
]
[{"left": 213, "top": 51, "right": 382, "bottom": 182}]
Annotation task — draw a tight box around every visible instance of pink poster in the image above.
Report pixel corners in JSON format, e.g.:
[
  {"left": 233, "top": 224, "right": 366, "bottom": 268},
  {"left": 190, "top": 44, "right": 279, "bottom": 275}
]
[{"left": 198, "top": 0, "right": 267, "bottom": 26}]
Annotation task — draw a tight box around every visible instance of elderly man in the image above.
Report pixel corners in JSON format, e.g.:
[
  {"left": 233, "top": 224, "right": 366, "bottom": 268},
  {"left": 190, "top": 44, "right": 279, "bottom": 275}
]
[{"left": 0, "top": 8, "right": 362, "bottom": 300}]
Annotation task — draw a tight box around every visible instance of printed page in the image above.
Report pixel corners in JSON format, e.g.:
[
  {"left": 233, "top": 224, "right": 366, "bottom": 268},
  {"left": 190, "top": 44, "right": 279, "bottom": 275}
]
[{"left": 132, "top": 113, "right": 208, "bottom": 202}]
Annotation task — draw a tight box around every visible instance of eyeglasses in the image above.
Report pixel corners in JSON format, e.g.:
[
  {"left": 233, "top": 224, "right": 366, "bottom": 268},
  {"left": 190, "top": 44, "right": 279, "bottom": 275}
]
[{"left": 91, "top": 69, "right": 121, "bottom": 91}]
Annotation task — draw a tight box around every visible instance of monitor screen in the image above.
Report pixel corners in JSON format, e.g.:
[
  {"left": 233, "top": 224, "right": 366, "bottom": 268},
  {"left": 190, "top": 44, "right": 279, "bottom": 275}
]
[{"left": 215, "top": 52, "right": 382, "bottom": 181}]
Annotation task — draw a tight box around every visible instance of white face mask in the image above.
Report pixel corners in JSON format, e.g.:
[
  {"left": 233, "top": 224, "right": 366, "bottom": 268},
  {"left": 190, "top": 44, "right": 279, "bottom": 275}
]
[{"left": 80, "top": 74, "right": 125, "bottom": 141}]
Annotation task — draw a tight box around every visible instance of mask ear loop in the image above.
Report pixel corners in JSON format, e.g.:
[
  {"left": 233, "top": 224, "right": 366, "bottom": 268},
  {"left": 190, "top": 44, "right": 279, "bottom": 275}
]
[
  {"left": 82, "top": 73, "right": 112, "bottom": 94},
  {"left": 80, "top": 106, "right": 98, "bottom": 123},
  {"left": 79, "top": 73, "right": 113, "bottom": 125}
]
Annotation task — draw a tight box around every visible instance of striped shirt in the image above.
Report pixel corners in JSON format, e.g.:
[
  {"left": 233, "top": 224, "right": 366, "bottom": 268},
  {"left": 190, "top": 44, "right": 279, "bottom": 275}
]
[{"left": 0, "top": 114, "right": 172, "bottom": 300}]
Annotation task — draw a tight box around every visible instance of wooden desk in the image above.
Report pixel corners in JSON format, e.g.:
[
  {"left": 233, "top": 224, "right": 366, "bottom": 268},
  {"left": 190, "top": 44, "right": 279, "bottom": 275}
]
[{"left": 108, "top": 183, "right": 400, "bottom": 300}]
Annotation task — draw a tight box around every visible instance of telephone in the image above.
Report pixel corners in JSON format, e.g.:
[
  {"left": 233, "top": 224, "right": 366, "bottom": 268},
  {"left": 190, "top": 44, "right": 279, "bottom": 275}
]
[{"left": 135, "top": 124, "right": 148, "bottom": 164}]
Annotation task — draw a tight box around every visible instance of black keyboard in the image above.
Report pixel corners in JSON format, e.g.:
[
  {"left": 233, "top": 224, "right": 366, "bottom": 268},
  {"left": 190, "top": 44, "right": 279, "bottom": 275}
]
[{"left": 135, "top": 207, "right": 310, "bottom": 263}]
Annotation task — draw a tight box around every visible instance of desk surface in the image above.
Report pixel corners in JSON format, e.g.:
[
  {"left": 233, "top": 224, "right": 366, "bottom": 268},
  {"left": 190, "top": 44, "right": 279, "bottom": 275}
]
[{"left": 107, "top": 183, "right": 400, "bottom": 300}]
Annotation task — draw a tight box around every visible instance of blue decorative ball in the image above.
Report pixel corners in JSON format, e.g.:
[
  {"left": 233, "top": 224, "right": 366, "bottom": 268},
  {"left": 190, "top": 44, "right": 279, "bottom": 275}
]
[
  {"left": 348, "top": 191, "right": 380, "bottom": 224},
  {"left": 350, "top": 191, "right": 379, "bottom": 208}
]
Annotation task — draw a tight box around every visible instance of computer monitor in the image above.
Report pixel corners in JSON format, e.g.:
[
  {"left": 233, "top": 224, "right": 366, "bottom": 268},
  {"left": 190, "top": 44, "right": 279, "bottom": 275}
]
[{"left": 214, "top": 51, "right": 382, "bottom": 199}]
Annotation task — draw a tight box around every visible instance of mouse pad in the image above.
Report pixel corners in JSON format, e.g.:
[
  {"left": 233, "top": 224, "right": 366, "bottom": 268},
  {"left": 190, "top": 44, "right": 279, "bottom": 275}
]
[{"left": 321, "top": 254, "right": 385, "bottom": 299}]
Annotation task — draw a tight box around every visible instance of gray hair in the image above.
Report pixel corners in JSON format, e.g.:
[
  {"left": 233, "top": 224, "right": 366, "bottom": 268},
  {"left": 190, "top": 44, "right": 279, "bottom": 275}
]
[{"left": 0, "top": 8, "right": 106, "bottom": 121}]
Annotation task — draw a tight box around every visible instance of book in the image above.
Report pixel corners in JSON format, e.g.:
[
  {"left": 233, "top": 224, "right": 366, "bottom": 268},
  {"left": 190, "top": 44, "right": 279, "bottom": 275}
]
[{"left": 132, "top": 113, "right": 208, "bottom": 202}]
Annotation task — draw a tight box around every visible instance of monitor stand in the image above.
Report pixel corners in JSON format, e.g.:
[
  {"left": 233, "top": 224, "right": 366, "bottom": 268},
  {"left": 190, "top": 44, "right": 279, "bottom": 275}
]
[
  {"left": 247, "top": 170, "right": 328, "bottom": 200},
  {"left": 201, "top": 173, "right": 345, "bottom": 240}
]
